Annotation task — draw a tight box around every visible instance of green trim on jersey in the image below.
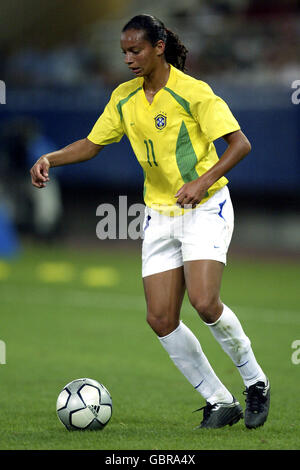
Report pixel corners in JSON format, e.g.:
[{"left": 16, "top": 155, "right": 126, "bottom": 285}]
[
  {"left": 176, "top": 121, "right": 199, "bottom": 182},
  {"left": 164, "top": 87, "right": 192, "bottom": 117},
  {"left": 117, "top": 87, "right": 142, "bottom": 120}
]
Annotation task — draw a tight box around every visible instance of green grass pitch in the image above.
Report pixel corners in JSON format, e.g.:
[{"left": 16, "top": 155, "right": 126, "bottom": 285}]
[{"left": 0, "top": 243, "right": 299, "bottom": 450}]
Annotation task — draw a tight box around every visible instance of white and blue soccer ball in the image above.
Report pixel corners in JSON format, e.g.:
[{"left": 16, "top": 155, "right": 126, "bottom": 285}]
[{"left": 56, "top": 378, "right": 112, "bottom": 430}]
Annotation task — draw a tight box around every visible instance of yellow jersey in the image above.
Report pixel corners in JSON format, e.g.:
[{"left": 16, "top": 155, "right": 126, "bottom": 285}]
[{"left": 88, "top": 64, "right": 240, "bottom": 215}]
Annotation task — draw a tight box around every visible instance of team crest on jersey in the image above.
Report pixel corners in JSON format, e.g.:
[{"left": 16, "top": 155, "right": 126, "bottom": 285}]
[{"left": 154, "top": 113, "right": 167, "bottom": 130}]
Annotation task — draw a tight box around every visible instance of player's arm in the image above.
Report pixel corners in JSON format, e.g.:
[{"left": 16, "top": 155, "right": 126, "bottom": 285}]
[
  {"left": 199, "top": 129, "right": 251, "bottom": 190},
  {"left": 175, "top": 130, "right": 251, "bottom": 207},
  {"left": 30, "top": 138, "right": 103, "bottom": 188}
]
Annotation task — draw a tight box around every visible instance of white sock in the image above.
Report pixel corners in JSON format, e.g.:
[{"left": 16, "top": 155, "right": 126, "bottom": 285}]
[
  {"left": 158, "top": 321, "right": 233, "bottom": 404},
  {"left": 206, "top": 304, "right": 267, "bottom": 387}
]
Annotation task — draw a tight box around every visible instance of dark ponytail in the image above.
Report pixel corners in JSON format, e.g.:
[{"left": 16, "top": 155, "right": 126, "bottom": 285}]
[
  {"left": 164, "top": 28, "right": 188, "bottom": 72},
  {"left": 122, "top": 14, "right": 188, "bottom": 72}
]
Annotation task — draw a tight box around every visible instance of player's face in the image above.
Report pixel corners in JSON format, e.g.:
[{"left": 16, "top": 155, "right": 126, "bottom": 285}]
[{"left": 121, "top": 29, "right": 164, "bottom": 77}]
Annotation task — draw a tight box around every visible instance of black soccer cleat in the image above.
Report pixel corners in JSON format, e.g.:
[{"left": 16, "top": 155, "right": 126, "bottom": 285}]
[
  {"left": 194, "top": 396, "right": 243, "bottom": 429},
  {"left": 243, "top": 379, "right": 270, "bottom": 429}
]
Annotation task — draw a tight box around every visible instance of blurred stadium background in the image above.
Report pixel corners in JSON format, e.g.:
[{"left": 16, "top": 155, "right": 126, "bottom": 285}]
[{"left": 0, "top": 0, "right": 299, "bottom": 257}]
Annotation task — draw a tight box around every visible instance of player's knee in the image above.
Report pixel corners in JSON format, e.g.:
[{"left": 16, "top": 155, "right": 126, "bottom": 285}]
[
  {"left": 190, "top": 294, "right": 222, "bottom": 323},
  {"left": 146, "top": 310, "right": 178, "bottom": 337}
]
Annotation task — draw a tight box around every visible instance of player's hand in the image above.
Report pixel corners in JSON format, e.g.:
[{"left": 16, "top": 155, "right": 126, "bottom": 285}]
[
  {"left": 175, "top": 178, "right": 208, "bottom": 208},
  {"left": 30, "top": 156, "right": 50, "bottom": 188}
]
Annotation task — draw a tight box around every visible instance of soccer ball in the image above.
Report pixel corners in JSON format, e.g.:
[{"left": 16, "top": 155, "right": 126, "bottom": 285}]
[{"left": 56, "top": 378, "right": 112, "bottom": 430}]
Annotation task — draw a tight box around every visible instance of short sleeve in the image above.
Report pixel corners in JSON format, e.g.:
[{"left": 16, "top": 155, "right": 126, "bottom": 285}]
[
  {"left": 192, "top": 86, "right": 240, "bottom": 142},
  {"left": 87, "top": 90, "right": 125, "bottom": 145}
]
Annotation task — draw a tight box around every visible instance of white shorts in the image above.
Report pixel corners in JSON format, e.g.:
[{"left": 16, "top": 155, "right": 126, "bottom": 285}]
[{"left": 142, "top": 186, "right": 234, "bottom": 278}]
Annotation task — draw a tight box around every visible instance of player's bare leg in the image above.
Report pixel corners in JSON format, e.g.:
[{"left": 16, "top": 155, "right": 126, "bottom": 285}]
[
  {"left": 143, "top": 267, "right": 243, "bottom": 428},
  {"left": 184, "top": 259, "right": 270, "bottom": 428},
  {"left": 184, "top": 259, "right": 224, "bottom": 324},
  {"left": 143, "top": 266, "right": 185, "bottom": 337}
]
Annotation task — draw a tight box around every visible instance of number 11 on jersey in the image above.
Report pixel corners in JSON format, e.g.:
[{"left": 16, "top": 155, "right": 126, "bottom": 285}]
[{"left": 144, "top": 139, "right": 158, "bottom": 167}]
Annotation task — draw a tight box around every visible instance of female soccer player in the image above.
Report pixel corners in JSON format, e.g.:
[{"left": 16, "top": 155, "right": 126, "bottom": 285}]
[{"left": 30, "top": 14, "right": 270, "bottom": 429}]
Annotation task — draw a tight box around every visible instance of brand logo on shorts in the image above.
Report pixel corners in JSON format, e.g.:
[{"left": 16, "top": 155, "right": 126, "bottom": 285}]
[{"left": 154, "top": 113, "right": 167, "bottom": 130}]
